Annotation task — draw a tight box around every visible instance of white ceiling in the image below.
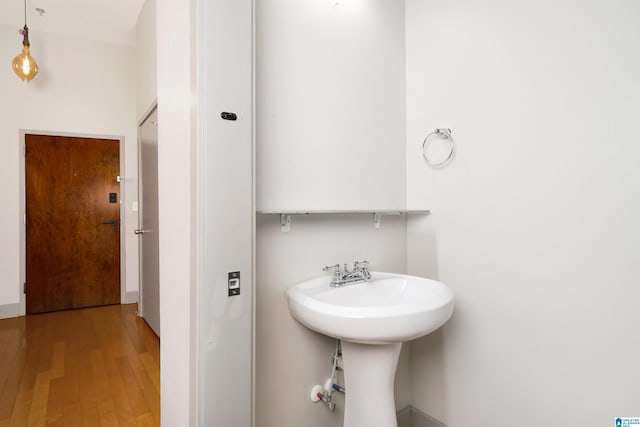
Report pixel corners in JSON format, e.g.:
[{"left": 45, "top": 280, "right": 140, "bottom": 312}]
[{"left": 0, "top": 0, "right": 146, "bottom": 46}]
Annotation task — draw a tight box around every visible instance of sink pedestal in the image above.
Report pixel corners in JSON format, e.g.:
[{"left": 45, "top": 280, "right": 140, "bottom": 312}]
[{"left": 341, "top": 341, "right": 402, "bottom": 427}]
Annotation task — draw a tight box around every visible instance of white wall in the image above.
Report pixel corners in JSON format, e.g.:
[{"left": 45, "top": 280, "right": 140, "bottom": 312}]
[
  {"left": 197, "top": 0, "right": 254, "bottom": 425},
  {"left": 406, "top": 1, "right": 640, "bottom": 425},
  {"left": 256, "top": 0, "right": 406, "bottom": 211},
  {"left": 0, "top": 24, "right": 138, "bottom": 315},
  {"left": 256, "top": 1, "right": 409, "bottom": 426},
  {"left": 156, "top": 0, "right": 197, "bottom": 425},
  {"left": 136, "top": 0, "right": 157, "bottom": 120}
]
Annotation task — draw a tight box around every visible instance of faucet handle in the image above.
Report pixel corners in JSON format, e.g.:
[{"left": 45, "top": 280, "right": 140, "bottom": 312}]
[
  {"left": 323, "top": 264, "right": 341, "bottom": 277},
  {"left": 323, "top": 264, "right": 342, "bottom": 281},
  {"left": 353, "top": 260, "right": 369, "bottom": 270}
]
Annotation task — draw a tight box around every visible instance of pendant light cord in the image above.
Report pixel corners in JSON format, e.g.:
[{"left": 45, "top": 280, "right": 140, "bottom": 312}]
[{"left": 21, "top": 0, "right": 30, "bottom": 47}]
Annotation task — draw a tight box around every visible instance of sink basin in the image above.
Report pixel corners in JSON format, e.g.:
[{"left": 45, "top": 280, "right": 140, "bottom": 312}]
[
  {"left": 286, "top": 272, "right": 454, "bottom": 427},
  {"left": 286, "top": 272, "right": 454, "bottom": 344}
]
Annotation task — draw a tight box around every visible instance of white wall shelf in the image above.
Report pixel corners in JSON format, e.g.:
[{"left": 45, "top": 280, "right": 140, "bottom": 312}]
[{"left": 256, "top": 210, "right": 430, "bottom": 232}]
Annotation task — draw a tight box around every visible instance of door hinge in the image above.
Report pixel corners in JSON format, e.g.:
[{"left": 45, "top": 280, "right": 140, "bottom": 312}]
[{"left": 23, "top": 282, "right": 26, "bottom": 294}]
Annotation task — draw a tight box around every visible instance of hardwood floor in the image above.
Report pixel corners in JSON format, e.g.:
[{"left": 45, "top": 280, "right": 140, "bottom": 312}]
[{"left": 0, "top": 304, "right": 160, "bottom": 426}]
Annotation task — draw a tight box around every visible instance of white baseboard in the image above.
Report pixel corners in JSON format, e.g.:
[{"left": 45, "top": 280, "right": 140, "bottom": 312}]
[
  {"left": 0, "top": 303, "right": 22, "bottom": 319},
  {"left": 122, "top": 291, "right": 139, "bottom": 304},
  {"left": 410, "top": 407, "right": 447, "bottom": 427},
  {"left": 397, "top": 406, "right": 447, "bottom": 427},
  {"left": 397, "top": 406, "right": 413, "bottom": 427}
]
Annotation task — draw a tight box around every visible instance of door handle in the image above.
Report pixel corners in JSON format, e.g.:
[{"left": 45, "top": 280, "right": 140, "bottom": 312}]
[
  {"left": 134, "top": 229, "right": 150, "bottom": 235},
  {"left": 102, "top": 220, "right": 118, "bottom": 226}
]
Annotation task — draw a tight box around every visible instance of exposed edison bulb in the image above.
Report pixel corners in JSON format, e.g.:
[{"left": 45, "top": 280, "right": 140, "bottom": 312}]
[{"left": 12, "top": 44, "right": 39, "bottom": 82}]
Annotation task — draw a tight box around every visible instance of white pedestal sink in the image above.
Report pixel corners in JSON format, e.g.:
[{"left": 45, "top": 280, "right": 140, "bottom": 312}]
[{"left": 286, "top": 272, "right": 454, "bottom": 427}]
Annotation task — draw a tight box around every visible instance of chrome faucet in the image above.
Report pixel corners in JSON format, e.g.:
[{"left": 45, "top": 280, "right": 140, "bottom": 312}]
[{"left": 323, "top": 261, "right": 371, "bottom": 287}]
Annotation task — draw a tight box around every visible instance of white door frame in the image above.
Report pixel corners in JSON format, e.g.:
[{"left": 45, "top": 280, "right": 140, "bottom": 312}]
[
  {"left": 19, "top": 129, "right": 127, "bottom": 316},
  {"left": 137, "top": 103, "right": 160, "bottom": 335}
]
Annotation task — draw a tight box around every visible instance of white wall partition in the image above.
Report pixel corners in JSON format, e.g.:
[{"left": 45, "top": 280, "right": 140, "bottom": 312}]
[
  {"left": 157, "top": 0, "right": 254, "bottom": 425},
  {"left": 405, "top": 1, "right": 640, "bottom": 425},
  {"left": 156, "top": 0, "right": 196, "bottom": 424},
  {"left": 198, "top": 0, "right": 254, "bottom": 425}
]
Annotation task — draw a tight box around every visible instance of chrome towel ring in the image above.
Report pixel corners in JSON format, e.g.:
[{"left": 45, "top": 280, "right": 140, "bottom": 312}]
[{"left": 422, "top": 128, "right": 455, "bottom": 167}]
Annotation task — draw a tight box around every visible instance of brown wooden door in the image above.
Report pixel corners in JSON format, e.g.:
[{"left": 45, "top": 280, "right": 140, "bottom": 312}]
[{"left": 25, "top": 134, "right": 121, "bottom": 314}]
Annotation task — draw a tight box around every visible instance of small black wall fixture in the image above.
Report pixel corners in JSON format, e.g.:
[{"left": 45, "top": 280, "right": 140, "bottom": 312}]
[{"left": 221, "top": 112, "right": 238, "bottom": 121}]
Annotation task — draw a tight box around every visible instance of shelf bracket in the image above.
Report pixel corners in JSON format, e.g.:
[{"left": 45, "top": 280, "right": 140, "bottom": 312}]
[
  {"left": 373, "top": 212, "right": 381, "bottom": 229},
  {"left": 281, "top": 214, "right": 292, "bottom": 233}
]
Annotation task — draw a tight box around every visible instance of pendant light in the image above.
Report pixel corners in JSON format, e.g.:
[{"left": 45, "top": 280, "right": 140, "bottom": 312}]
[{"left": 12, "top": 0, "right": 39, "bottom": 82}]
